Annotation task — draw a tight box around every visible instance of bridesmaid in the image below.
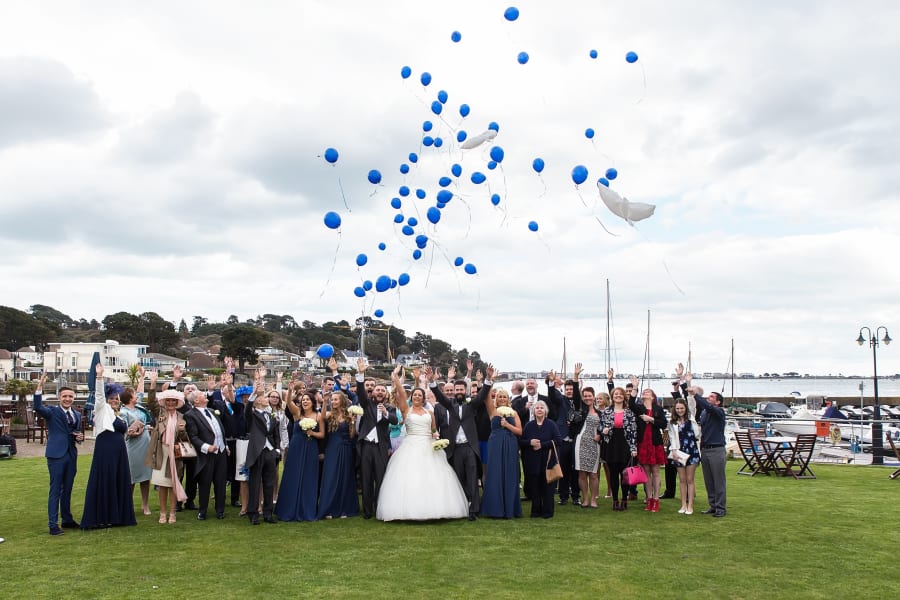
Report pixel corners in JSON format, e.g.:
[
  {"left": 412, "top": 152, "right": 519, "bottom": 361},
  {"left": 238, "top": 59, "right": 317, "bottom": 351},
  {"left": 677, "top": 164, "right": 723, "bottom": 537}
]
[
  {"left": 316, "top": 391, "right": 359, "bottom": 519},
  {"left": 81, "top": 363, "right": 137, "bottom": 529},
  {"left": 480, "top": 388, "right": 522, "bottom": 519},
  {"left": 276, "top": 389, "right": 325, "bottom": 521}
]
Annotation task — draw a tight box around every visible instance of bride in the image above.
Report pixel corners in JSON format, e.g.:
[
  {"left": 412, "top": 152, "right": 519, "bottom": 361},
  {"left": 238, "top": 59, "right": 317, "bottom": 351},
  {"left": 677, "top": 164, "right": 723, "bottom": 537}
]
[{"left": 376, "top": 366, "right": 468, "bottom": 521}]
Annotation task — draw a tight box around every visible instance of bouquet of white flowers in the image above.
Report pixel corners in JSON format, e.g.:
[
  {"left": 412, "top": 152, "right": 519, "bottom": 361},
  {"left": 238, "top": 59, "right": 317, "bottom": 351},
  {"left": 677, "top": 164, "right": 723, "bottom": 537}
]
[
  {"left": 348, "top": 405, "right": 364, "bottom": 416},
  {"left": 497, "top": 406, "right": 515, "bottom": 418},
  {"left": 299, "top": 418, "right": 317, "bottom": 431},
  {"left": 432, "top": 439, "right": 450, "bottom": 451}
]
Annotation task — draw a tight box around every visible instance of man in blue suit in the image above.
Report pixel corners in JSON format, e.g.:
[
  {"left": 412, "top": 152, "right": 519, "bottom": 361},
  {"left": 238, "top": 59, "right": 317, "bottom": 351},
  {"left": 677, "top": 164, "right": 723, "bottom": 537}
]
[{"left": 33, "top": 374, "right": 84, "bottom": 535}]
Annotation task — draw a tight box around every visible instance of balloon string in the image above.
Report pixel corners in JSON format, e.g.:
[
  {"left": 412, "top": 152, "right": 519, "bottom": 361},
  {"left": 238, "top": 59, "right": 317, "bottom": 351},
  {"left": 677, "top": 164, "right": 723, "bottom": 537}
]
[
  {"left": 579, "top": 187, "right": 619, "bottom": 236},
  {"left": 634, "top": 227, "right": 684, "bottom": 295},
  {"left": 337, "top": 176, "right": 351, "bottom": 212},
  {"left": 537, "top": 175, "right": 548, "bottom": 198},
  {"left": 635, "top": 63, "right": 647, "bottom": 105},
  {"left": 319, "top": 232, "right": 342, "bottom": 299}
]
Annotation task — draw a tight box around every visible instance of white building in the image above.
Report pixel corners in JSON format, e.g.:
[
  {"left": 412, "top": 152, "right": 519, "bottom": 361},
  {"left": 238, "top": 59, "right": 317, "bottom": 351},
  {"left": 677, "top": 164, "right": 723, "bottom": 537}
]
[{"left": 42, "top": 340, "right": 149, "bottom": 382}]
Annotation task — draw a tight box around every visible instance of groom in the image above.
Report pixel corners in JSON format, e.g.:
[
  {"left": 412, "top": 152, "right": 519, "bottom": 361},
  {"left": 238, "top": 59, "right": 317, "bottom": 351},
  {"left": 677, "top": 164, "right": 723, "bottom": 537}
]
[
  {"left": 430, "top": 364, "right": 493, "bottom": 521},
  {"left": 355, "top": 358, "right": 398, "bottom": 519}
]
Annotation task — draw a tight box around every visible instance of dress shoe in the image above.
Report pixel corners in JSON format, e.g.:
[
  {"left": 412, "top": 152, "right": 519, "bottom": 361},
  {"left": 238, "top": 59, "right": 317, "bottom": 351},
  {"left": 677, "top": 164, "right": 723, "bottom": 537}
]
[
  {"left": 231, "top": 500, "right": 242, "bottom": 508},
  {"left": 264, "top": 516, "right": 277, "bottom": 524},
  {"left": 468, "top": 514, "right": 478, "bottom": 521},
  {"left": 49, "top": 526, "right": 65, "bottom": 536},
  {"left": 61, "top": 521, "right": 80, "bottom": 529},
  {"left": 572, "top": 498, "right": 582, "bottom": 506},
  {"left": 713, "top": 511, "right": 726, "bottom": 518},
  {"left": 175, "top": 502, "right": 183, "bottom": 513},
  {"left": 216, "top": 513, "right": 225, "bottom": 520},
  {"left": 701, "top": 508, "right": 716, "bottom": 515},
  {"left": 250, "top": 515, "right": 260, "bottom": 525},
  {"left": 184, "top": 501, "right": 198, "bottom": 510},
  {"left": 612, "top": 500, "right": 620, "bottom": 511},
  {"left": 558, "top": 498, "right": 568, "bottom": 505},
  {"left": 660, "top": 492, "right": 676, "bottom": 499},
  {"left": 197, "top": 512, "right": 206, "bottom": 521}
]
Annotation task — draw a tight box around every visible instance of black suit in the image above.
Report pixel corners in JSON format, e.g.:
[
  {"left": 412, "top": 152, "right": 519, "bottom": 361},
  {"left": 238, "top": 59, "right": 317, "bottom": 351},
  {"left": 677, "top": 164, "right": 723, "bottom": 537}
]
[
  {"left": 433, "top": 382, "right": 490, "bottom": 516},
  {"left": 245, "top": 401, "right": 280, "bottom": 521},
  {"left": 208, "top": 391, "right": 245, "bottom": 504},
  {"left": 185, "top": 406, "right": 228, "bottom": 518},
  {"left": 355, "top": 377, "right": 398, "bottom": 519},
  {"left": 512, "top": 392, "right": 549, "bottom": 500},
  {"left": 549, "top": 384, "right": 579, "bottom": 503}
]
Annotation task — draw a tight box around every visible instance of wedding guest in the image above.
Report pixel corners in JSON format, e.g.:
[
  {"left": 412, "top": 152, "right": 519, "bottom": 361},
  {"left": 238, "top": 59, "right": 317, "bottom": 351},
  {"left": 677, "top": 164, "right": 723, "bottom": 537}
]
[
  {"left": 34, "top": 374, "right": 84, "bottom": 535},
  {"left": 276, "top": 389, "right": 324, "bottom": 521},
  {"left": 208, "top": 371, "right": 245, "bottom": 509},
  {"left": 119, "top": 373, "right": 154, "bottom": 516},
  {"left": 266, "top": 376, "right": 289, "bottom": 502},
  {"left": 548, "top": 368, "right": 578, "bottom": 506},
  {"left": 480, "top": 387, "right": 522, "bottom": 519},
  {"left": 316, "top": 391, "right": 359, "bottom": 519},
  {"left": 184, "top": 390, "right": 229, "bottom": 520},
  {"left": 634, "top": 388, "right": 667, "bottom": 513},
  {"left": 146, "top": 386, "right": 190, "bottom": 524},
  {"left": 512, "top": 378, "right": 548, "bottom": 501},
  {"left": 575, "top": 384, "right": 603, "bottom": 509},
  {"left": 519, "top": 400, "right": 561, "bottom": 519},
  {"left": 245, "top": 369, "right": 281, "bottom": 525},
  {"left": 600, "top": 387, "right": 637, "bottom": 510},
  {"left": 667, "top": 398, "right": 701, "bottom": 515},
  {"left": 355, "top": 358, "right": 399, "bottom": 519},
  {"left": 687, "top": 373, "right": 727, "bottom": 517}
]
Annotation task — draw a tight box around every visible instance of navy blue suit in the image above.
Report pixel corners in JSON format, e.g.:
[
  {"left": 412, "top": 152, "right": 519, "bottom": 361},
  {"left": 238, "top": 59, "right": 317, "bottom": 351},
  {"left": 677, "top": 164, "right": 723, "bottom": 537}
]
[{"left": 34, "top": 393, "right": 81, "bottom": 529}]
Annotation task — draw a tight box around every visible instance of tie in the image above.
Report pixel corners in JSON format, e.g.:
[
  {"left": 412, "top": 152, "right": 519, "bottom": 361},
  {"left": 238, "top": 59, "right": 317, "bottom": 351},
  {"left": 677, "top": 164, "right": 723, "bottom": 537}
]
[
  {"left": 66, "top": 410, "right": 75, "bottom": 428},
  {"left": 205, "top": 408, "right": 212, "bottom": 419}
]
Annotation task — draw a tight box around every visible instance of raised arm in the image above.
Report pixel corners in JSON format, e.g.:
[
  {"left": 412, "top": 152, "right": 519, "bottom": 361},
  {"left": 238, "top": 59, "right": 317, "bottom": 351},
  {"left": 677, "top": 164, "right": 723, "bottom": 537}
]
[
  {"left": 391, "top": 364, "right": 409, "bottom": 418},
  {"left": 33, "top": 372, "right": 50, "bottom": 417},
  {"left": 468, "top": 364, "right": 494, "bottom": 410}
]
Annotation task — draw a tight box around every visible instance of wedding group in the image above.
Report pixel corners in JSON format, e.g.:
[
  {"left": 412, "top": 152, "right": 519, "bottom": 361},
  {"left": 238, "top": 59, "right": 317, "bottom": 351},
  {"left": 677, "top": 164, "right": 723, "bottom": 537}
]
[{"left": 34, "top": 356, "right": 727, "bottom": 535}]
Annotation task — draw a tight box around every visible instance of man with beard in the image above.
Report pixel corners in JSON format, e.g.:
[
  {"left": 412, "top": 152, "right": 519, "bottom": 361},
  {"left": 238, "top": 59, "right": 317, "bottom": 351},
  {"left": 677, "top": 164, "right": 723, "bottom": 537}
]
[{"left": 354, "top": 358, "right": 398, "bottom": 519}]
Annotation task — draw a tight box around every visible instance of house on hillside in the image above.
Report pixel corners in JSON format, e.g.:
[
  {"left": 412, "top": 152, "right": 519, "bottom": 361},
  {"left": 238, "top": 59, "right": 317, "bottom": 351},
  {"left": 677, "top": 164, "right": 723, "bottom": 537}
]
[
  {"left": 42, "top": 340, "right": 149, "bottom": 382},
  {"left": 255, "top": 347, "right": 304, "bottom": 373},
  {"left": 187, "top": 352, "right": 217, "bottom": 371},
  {"left": 396, "top": 353, "right": 425, "bottom": 367},
  {"left": 140, "top": 353, "right": 187, "bottom": 372}
]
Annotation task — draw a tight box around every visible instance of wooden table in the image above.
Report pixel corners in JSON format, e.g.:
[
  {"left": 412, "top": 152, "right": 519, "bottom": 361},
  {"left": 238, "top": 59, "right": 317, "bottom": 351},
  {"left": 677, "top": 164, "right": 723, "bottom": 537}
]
[{"left": 761, "top": 436, "right": 797, "bottom": 476}]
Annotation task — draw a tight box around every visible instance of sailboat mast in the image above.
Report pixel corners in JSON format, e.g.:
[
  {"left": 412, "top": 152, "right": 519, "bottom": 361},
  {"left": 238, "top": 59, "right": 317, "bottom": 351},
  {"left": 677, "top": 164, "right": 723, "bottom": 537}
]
[
  {"left": 605, "top": 279, "right": 611, "bottom": 372},
  {"left": 730, "top": 338, "right": 735, "bottom": 406},
  {"left": 561, "top": 337, "right": 567, "bottom": 379}
]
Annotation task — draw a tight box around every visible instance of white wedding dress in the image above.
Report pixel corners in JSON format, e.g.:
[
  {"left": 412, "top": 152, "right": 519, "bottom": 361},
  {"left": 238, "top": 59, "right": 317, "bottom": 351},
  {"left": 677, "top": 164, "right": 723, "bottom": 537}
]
[{"left": 376, "top": 410, "right": 469, "bottom": 521}]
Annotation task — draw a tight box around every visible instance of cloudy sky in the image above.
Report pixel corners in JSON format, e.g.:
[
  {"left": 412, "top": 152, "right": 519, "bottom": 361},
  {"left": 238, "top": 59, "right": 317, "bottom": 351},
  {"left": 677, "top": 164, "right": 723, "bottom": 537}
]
[{"left": 2, "top": 1, "right": 898, "bottom": 377}]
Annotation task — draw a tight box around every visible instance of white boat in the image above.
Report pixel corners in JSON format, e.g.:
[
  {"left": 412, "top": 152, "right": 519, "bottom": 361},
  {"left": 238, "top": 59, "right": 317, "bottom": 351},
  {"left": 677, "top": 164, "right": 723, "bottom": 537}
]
[{"left": 770, "top": 407, "right": 819, "bottom": 436}]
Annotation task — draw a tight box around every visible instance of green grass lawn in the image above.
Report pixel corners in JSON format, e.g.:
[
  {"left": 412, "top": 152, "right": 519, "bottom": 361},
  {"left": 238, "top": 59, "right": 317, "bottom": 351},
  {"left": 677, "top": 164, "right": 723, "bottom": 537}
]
[{"left": 1, "top": 455, "right": 897, "bottom": 599}]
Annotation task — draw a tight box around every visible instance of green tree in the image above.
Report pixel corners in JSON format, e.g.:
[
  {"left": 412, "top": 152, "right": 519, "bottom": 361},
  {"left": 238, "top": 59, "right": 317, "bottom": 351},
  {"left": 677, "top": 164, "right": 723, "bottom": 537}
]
[
  {"left": 226, "top": 315, "right": 240, "bottom": 325},
  {"left": 191, "top": 316, "right": 208, "bottom": 336},
  {"left": 29, "top": 304, "right": 75, "bottom": 328},
  {"left": 218, "top": 325, "right": 271, "bottom": 373},
  {"left": 126, "top": 363, "right": 142, "bottom": 388},
  {"left": 178, "top": 319, "right": 189, "bottom": 337},
  {"left": 0, "top": 305, "right": 58, "bottom": 351},
  {"left": 4, "top": 378, "right": 37, "bottom": 423},
  {"left": 102, "top": 311, "right": 145, "bottom": 343}
]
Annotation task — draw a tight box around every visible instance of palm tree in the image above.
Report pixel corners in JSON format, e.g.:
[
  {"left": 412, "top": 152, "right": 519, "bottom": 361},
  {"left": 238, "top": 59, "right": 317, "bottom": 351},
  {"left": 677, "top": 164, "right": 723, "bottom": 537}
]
[
  {"left": 126, "top": 364, "right": 142, "bottom": 388},
  {"left": 4, "top": 378, "right": 36, "bottom": 423}
]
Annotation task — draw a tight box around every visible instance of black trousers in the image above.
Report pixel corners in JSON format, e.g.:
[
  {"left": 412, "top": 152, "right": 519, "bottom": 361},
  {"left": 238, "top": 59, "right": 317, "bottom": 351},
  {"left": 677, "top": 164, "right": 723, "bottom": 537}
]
[
  {"left": 358, "top": 440, "right": 388, "bottom": 518},
  {"left": 557, "top": 439, "right": 578, "bottom": 501},
  {"left": 248, "top": 448, "right": 277, "bottom": 518},
  {"left": 527, "top": 473, "right": 556, "bottom": 518},
  {"left": 225, "top": 439, "right": 240, "bottom": 503},
  {"left": 451, "top": 443, "right": 480, "bottom": 515},
  {"left": 182, "top": 457, "right": 198, "bottom": 503},
  {"left": 197, "top": 451, "right": 228, "bottom": 516}
]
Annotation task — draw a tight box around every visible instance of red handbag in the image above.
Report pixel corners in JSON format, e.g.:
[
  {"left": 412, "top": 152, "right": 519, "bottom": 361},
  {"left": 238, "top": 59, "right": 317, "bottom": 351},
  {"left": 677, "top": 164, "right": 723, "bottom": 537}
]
[{"left": 624, "top": 460, "right": 647, "bottom": 485}]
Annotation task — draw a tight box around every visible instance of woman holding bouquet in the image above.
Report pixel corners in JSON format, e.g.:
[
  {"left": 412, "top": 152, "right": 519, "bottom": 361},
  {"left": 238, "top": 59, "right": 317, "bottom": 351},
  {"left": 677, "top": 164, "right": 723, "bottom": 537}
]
[
  {"left": 276, "top": 388, "right": 325, "bottom": 521},
  {"left": 480, "top": 387, "right": 522, "bottom": 518},
  {"left": 376, "top": 365, "right": 469, "bottom": 521},
  {"left": 316, "top": 392, "right": 359, "bottom": 519}
]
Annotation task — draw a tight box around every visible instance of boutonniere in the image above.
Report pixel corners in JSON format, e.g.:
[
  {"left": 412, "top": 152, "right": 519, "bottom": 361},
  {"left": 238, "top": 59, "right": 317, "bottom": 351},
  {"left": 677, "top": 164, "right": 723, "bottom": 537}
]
[
  {"left": 465, "top": 397, "right": 471, "bottom": 403},
  {"left": 214, "top": 409, "right": 221, "bottom": 416}
]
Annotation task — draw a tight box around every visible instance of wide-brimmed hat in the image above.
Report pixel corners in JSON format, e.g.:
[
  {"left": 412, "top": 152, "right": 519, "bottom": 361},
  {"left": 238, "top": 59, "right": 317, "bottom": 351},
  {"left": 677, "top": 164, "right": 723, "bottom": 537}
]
[{"left": 157, "top": 389, "right": 185, "bottom": 409}]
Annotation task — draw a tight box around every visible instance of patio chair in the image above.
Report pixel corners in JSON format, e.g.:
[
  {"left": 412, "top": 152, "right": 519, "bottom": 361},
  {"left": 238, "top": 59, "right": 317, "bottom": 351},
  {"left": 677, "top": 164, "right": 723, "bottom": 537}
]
[
  {"left": 887, "top": 436, "right": 900, "bottom": 480},
  {"left": 734, "top": 431, "right": 769, "bottom": 476},
  {"left": 782, "top": 433, "right": 817, "bottom": 479},
  {"left": 26, "top": 409, "right": 46, "bottom": 444}
]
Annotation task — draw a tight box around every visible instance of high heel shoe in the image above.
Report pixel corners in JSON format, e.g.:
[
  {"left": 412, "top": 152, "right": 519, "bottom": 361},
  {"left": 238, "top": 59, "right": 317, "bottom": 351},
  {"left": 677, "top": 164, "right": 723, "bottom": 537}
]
[
  {"left": 158, "top": 513, "right": 167, "bottom": 524},
  {"left": 167, "top": 514, "right": 177, "bottom": 524}
]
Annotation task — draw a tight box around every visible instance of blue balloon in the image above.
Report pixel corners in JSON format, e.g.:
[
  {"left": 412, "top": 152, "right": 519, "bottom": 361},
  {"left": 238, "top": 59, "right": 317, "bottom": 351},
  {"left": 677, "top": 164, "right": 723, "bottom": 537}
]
[
  {"left": 407, "top": 217, "right": 418, "bottom": 227},
  {"left": 415, "top": 234, "right": 428, "bottom": 248},
  {"left": 433, "top": 137, "right": 443, "bottom": 148},
  {"left": 597, "top": 177, "right": 610, "bottom": 187},
  {"left": 398, "top": 272, "right": 410, "bottom": 286},
  {"left": 400, "top": 65, "right": 411, "bottom": 79},
  {"left": 571, "top": 165, "right": 588, "bottom": 185},
  {"left": 456, "top": 130, "right": 467, "bottom": 143},
  {"left": 605, "top": 168, "right": 618, "bottom": 180},
  {"left": 471, "top": 172, "right": 486, "bottom": 184},
  {"left": 390, "top": 198, "right": 402, "bottom": 209},
  {"left": 412, "top": 249, "right": 422, "bottom": 260},
  {"left": 393, "top": 213, "right": 404, "bottom": 223},
  {"left": 438, "top": 176, "right": 452, "bottom": 187},
  {"left": 626, "top": 51, "right": 638, "bottom": 63},
  {"left": 420, "top": 71, "right": 432, "bottom": 86},
  {"left": 451, "top": 31, "right": 462, "bottom": 43},
  {"left": 354, "top": 286, "right": 366, "bottom": 298},
  {"left": 363, "top": 280, "right": 373, "bottom": 291},
  {"left": 464, "top": 263, "right": 477, "bottom": 275},
  {"left": 375, "top": 275, "right": 392, "bottom": 292},
  {"left": 378, "top": 242, "right": 386, "bottom": 251},
  {"left": 401, "top": 225, "right": 414, "bottom": 236},
  {"left": 454, "top": 256, "right": 464, "bottom": 267},
  {"left": 323, "top": 211, "right": 341, "bottom": 229},
  {"left": 487, "top": 161, "right": 497, "bottom": 170},
  {"left": 391, "top": 279, "right": 397, "bottom": 289},
  {"left": 517, "top": 51, "right": 529, "bottom": 65},
  {"left": 489, "top": 146, "right": 505, "bottom": 162},
  {"left": 409, "top": 152, "right": 418, "bottom": 163},
  {"left": 585, "top": 128, "right": 595, "bottom": 139},
  {"left": 423, "top": 135, "right": 434, "bottom": 147},
  {"left": 324, "top": 147, "right": 339, "bottom": 164},
  {"left": 504, "top": 6, "right": 520, "bottom": 21},
  {"left": 415, "top": 188, "right": 426, "bottom": 199},
  {"left": 488, "top": 121, "right": 499, "bottom": 132},
  {"left": 430, "top": 101, "right": 443, "bottom": 115},
  {"left": 532, "top": 157, "right": 545, "bottom": 173},
  {"left": 368, "top": 169, "right": 382, "bottom": 184},
  {"left": 427, "top": 206, "right": 442, "bottom": 224},
  {"left": 437, "top": 90, "right": 448, "bottom": 104},
  {"left": 356, "top": 253, "right": 368, "bottom": 267},
  {"left": 374, "top": 309, "right": 384, "bottom": 318},
  {"left": 459, "top": 104, "right": 470, "bottom": 117},
  {"left": 399, "top": 163, "right": 409, "bottom": 174},
  {"left": 423, "top": 120, "right": 433, "bottom": 132},
  {"left": 317, "top": 343, "right": 335, "bottom": 359},
  {"left": 490, "top": 193, "right": 501, "bottom": 206},
  {"left": 451, "top": 163, "right": 462, "bottom": 177},
  {"left": 437, "top": 190, "right": 453, "bottom": 203},
  {"left": 436, "top": 201, "right": 446, "bottom": 209},
  {"left": 399, "top": 185, "right": 410, "bottom": 197},
  {"left": 528, "top": 221, "right": 538, "bottom": 232},
  {"left": 589, "top": 49, "right": 598, "bottom": 59}
]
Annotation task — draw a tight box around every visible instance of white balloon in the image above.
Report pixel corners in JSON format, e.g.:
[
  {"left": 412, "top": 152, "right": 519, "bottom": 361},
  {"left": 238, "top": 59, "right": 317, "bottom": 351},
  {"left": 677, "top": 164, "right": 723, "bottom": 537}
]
[
  {"left": 597, "top": 183, "right": 655, "bottom": 225},
  {"left": 459, "top": 129, "right": 497, "bottom": 150}
]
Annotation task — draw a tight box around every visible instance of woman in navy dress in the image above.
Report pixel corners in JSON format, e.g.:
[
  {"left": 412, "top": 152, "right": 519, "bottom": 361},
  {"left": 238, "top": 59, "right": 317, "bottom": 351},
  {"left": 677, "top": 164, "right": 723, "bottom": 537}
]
[
  {"left": 480, "top": 388, "right": 522, "bottom": 518},
  {"left": 667, "top": 398, "right": 702, "bottom": 515},
  {"left": 81, "top": 363, "right": 137, "bottom": 529},
  {"left": 519, "top": 400, "right": 562, "bottom": 519},
  {"left": 316, "top": 392, "right": 359, "bottom": 519},
  {"left": 276, "top": 390, "right": 324, "bottom": 521}
]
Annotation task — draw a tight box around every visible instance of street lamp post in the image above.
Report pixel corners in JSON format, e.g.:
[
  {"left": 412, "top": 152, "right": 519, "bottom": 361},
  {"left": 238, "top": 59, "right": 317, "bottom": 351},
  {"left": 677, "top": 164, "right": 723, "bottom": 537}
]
[{"left": 856, "top": 326, "right": 891, "bottom": 466}]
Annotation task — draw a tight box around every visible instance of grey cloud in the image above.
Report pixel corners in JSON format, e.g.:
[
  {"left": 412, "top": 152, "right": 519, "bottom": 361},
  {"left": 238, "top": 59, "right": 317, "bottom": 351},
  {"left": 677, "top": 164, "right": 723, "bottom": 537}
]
[
  {"left": 116, "top": 91, "right": 215, "bottom": 164},
  {"left": 0, "top": 56, "right": 109, "bottom": 149}
]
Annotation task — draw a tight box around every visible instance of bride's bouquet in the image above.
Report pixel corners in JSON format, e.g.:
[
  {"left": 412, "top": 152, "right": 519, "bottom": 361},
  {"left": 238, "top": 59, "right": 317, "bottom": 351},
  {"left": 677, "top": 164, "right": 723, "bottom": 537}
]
[
  {"left": 348, "top": 405, "right": 364, "bottom": 416},
  {"left": 496, "top": 406, "right": 515, "bottom": 418},
  {"left": 432, "top": 439, "right": 450, "bottom": 451},
  {"left": 299, "top": 418, "right": 317, "bottom": 431}
]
